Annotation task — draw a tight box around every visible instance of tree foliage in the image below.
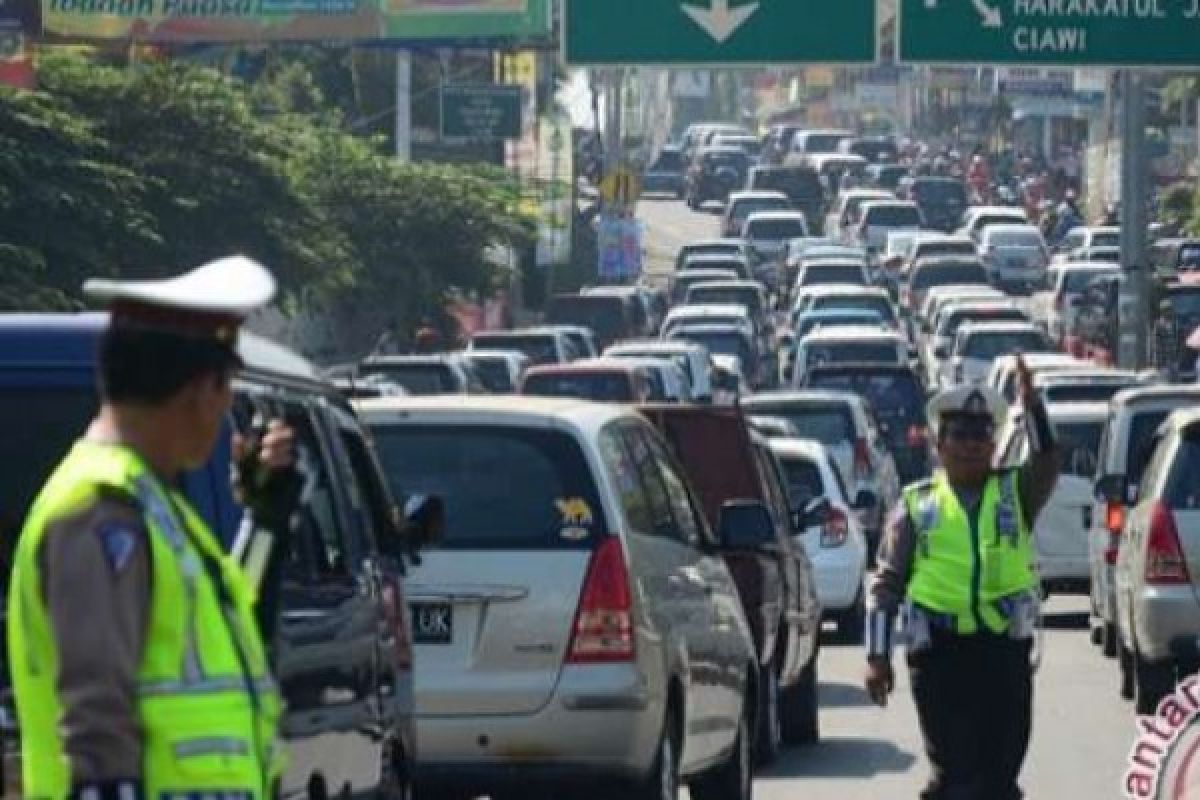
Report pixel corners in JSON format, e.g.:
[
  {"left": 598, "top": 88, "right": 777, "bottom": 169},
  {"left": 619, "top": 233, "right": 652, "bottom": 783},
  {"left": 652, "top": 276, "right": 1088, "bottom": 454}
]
[{"left": 0, "top": 50, "right": 534, "bottom": 354}]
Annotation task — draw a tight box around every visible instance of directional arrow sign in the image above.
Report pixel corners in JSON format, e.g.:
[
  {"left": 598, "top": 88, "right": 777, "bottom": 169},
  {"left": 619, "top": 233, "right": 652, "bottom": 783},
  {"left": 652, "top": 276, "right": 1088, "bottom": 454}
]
[
  {"left": 565, "top": 0, "right": 876, "bottom": 65},
  {"left": 900, "top": 0, "right": 1200, "bottom": 66}
]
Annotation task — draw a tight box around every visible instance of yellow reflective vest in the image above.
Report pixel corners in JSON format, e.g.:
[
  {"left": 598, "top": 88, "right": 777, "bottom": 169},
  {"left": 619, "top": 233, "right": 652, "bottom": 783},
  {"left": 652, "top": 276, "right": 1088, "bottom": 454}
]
[
  {"left": 904, "top": 468, "right": 1037, "bottom": 635},
  {"left": 7, "top": 441, "right": 282, "bottom": 800}
]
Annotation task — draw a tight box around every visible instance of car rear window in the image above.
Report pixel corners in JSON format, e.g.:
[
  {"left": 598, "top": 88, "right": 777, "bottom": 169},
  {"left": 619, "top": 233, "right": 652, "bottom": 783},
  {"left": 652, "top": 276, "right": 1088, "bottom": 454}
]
[
  {"left": 370, "top": 425, "right": 605, "bottom": 549},
  {"left": 1092, "top": 232, "right": 1120, "bottom": 248},
  {"left": 470, "top": 359, "right": 515, "bottom": 393},
  {"left": 917, "top": 241, "right": 978, "bottom": 259},
  {"left": 1179, "top": 245, "right": 1200, "bottom": 269},
  {"left": 865, "top": 206, "right": 921, "bottom": 227},
  {"left": 1126, "top": 410, "right": 1174, "bottom": 486},
  {"left": 941, "top": 308, "right": 1028, "bottom": 336},
  {"left": 912, "top": 181, "right": 966, "bottom": 205},
  {"left": 747, "top": 218, "right": 807, "bottom": 239},
  {"left": 1064, "top": 270, "right": 1115, "bottom": 293},
  {"left": 1041, "top": 383, "right": 1132, "bottom": 404},
  {"left": 547, "top": 296, "right": 629, "bottom": 345},
  {"left": 522, "top": 372, "right": 634, "bottom": 402},
  {"left": 1165, "top": 432, "right": 1200, "bottom": 509},
  {"left": 736, "top": 200, "right": 788, "bottom": 222},
  {"left": 653, "top": 151, "right": 683, "bottom": 170},
  {"left": 962, "top": 332, "right": 1048, "bottom": 360},
  {"left": 684, "top": 244, "right": 740, "bottom": 261},
  {"left": 473, "top": 335, "right": 559, "bottom": 365},
  {"left": 806, "top": 342, "right": 899, "bottom": 366},
  {"left": 744, "top": 403, "right": 854, "bottom": 447},
  {"left": 798, "top": 314, "right": 879, "bottom": 337},
  {"left": 0, "top": 386, "right": 96, "bottom": 586},
  {"left": 989, "top": 231, "right": 1043, "bottom": 248},
  {"left": 805, "top": 134, "right": 846, "bottom": 153},
  {"left": 912, "top": 263, "right": 988, "bottom": 290},
  {"left": 360, "top": 364, "right": 457, "bottom": 395},
  {"left": 802, "top": 265, "right": 866, "bottom": 286},
  {"left": 812, "top": 296, "right": 898, "bottom": 325},
  {"left": 779, "top": 457, "right": 823, "bottom": 508},
  {"left": 672, "top": 331, "right": 750, "bottom": 363},
  {"left": 806, "top": 371, "right": 925, "bottom": 427},
  {"left": 688, "top": 287, "right": 762, "bottom": 315},
  {"left": 1056, "top": 421, "right": 1103, "bottom": 477}
]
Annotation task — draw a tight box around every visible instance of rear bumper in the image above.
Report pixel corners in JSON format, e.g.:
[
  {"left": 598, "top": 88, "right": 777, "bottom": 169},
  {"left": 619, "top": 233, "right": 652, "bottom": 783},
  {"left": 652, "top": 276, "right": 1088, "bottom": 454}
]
[
  {"left": 415, "top": 665, "right": 664, "bottom": 781},
  {"left": 1132, "top": 586, "right": 1200, "bottom": 661},
  {"left": 810, "top": 549, "right": 866, "bottom": 611},
  {"left": 1037, "top": 553, "right": 1090, "bottom": 584}
]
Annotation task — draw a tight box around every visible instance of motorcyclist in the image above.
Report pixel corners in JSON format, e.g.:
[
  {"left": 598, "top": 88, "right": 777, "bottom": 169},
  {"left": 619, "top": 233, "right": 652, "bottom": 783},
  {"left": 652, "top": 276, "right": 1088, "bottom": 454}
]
[
  {"left": 1052, "top": 190, "right": 1084, "bottom": 245},
  {"left": 968, "top": 155, "right": 990, "bottom": 202}
]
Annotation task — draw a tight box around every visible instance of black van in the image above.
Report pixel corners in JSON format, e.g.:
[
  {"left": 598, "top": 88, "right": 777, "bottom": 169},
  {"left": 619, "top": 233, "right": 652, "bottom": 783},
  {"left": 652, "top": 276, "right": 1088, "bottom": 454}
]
[
  {"left": 0, "top": 313, "right": 419, "bottom": 799},
  {"left": 547, "top": 293, "right": 635, "bottom": 349},
  {"left": 746, "top": 165, "right": 826, "bottom": 236}
]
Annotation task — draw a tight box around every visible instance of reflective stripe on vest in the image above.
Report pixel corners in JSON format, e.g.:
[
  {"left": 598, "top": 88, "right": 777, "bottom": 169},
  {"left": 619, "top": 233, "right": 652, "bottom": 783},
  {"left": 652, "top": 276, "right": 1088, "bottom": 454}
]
[
  {"left": 903, "top": 469, "right": 1037, "bottom": 636},
  {"left": 7, "top": 441, "right": 282, "bottom": 800}
]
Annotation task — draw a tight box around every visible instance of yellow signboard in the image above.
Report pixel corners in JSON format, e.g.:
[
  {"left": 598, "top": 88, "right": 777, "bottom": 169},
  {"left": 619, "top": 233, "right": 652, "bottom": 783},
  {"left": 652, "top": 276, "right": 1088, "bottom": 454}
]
[{"left": 599, "top": 167, "right": 641, "bottom": 208}]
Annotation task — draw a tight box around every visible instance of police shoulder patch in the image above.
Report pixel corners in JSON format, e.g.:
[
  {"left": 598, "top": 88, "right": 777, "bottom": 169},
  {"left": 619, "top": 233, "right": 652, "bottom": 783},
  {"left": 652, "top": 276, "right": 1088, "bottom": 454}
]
[{"left": 95, "top": 520, "right": 139, "bottom": 574}]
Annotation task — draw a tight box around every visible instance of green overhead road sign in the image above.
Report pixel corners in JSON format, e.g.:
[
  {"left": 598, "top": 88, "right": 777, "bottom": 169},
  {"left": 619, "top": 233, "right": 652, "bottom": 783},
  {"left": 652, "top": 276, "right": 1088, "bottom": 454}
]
[
  {"left": 900, "top": 0, "right": 1200, "bottom": 66},
  {"left": 441, "top": 86, "right": 523, "bottom": 140},
  {"left": 565, "top": 0, "right": 876, "bottom": 65}
]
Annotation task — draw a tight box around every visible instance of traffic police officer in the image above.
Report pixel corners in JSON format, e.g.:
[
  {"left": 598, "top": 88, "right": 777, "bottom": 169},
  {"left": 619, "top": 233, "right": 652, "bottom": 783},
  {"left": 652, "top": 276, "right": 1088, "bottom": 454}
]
[
  {"left": 864, "top": 355, "right": 1060, "bottom": 800},
  {"left": 7, "top": 256, "right": 299, "bottom": 800}
]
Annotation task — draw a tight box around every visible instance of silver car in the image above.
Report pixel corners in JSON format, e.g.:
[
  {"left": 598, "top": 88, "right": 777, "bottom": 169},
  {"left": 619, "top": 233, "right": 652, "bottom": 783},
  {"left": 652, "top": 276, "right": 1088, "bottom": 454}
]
[
  {"left": 1114, "top": 407, "right": 1200, "bottom": 714},
  {"left": 356, "top": 396, "right": 760, "bottom": 800},
  {"left": 1088, "top": 386, "right": 1200, "bottom": 661}
]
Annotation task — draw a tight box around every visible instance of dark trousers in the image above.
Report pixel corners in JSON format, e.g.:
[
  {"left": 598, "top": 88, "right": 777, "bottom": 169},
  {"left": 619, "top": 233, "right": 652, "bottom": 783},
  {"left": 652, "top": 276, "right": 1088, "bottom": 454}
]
[{"left": 908, "top": 630, "right": 1034, "bottom": 800}]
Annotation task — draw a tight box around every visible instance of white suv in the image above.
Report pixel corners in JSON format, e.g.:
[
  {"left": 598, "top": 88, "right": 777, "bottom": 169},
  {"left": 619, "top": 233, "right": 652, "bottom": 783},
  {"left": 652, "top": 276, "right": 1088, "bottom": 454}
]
[{"left": 356, "top": 396, "right": 759, "bottom": 800}]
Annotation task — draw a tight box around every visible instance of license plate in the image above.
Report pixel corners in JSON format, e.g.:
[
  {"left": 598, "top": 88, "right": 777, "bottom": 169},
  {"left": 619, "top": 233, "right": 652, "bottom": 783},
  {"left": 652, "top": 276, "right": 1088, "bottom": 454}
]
[{"left": 411, "top": 603, "right": 453, "bottom": 644}]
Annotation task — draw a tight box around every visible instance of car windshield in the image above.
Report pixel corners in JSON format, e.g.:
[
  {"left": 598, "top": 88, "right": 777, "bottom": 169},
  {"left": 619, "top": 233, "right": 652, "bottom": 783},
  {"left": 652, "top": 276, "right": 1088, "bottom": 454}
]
[
  {"left": 913, "top": 181, "right": 967, "bottom": 204},
  {"left": 360, "top": 364, "right": 457, "bottom": 395},
  {"left": 805, "top": 342, "right": 899, "bottom": 366},
  {"left": 744, "top": 403, "right": 855, "bottom": 447},
  {"left": 865, "top": 206, "right": 921, "bottom": 227},
  {"left": 747, "top": 219, "right": 807, "bottom": 239},
  {"left": 370, "top": 426, "right": 605, "bottom": 549},
  {"left": 962, "top": 332, "right": 1048, "bottom": 360},
  {"left": 802, "top": 265, "right": 866, "bottom": 286},
  {"left": 652, "top": 151, "right": 683, "bottom": 170},
  {"left": 812, "top": 296, "right": 898, "bottom": 324},
  {"left": 912, "top": 263, "right": 988, "bottom": 290},
  {"left": 0, "top": 387, "right": 96, "bottom": 587},
  {"left": 1056, "top": 421, "right": 1103, "bottom": 477},
  {"left": 688, "top": 287, "right": 762, "bottom": 314},
  {"left": 989, "top": 231, "right": 1043, "bottom": 248},
  {"left": 522, "top": 372, "right": 635, "bottom": 402},
  {"left": 472, "top": 335, "right": 558, "bottom": 365},
  {"left": 1180, "top": 245, "right": 1200, "bottom": 269}
]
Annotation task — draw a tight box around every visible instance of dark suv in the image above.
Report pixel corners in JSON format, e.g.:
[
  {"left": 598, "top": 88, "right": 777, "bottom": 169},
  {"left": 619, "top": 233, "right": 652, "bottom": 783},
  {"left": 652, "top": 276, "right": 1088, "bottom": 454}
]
[
  {"left": 800, "top": 363, "right": 934, "bottom": 485},
  {"left": 0, "top": 314, "right": 419, "bottom": 798},
  {"left": 685, "top": 146, "right": 751, "bottom": 209}
]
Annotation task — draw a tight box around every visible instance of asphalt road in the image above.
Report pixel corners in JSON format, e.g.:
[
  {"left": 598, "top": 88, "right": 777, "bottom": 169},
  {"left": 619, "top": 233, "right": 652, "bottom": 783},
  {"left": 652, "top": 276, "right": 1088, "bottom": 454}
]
[{"left": 638, "top": 195, "right": 1143, "bottom": 799}]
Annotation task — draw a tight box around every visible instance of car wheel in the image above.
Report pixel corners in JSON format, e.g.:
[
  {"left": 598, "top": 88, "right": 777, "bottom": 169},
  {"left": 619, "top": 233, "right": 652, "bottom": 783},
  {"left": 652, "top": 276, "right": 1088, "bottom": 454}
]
[
  {"left": 1135, "top": 652, "right": 1175, "bottom": 716},
  {"left": 376, "top": 737, "right": 412, "bottom": 800},
  {"left": 1119, "top": 641, "right": 1135, "bottom": 701},
  {"left": 1102, "top": 621, "right": 1118, "bottom": 659},
  {"left": 690, "top": 700, "right": 753, "bottom": 800},
  {"left": 755, "top": 668, "right": 781, "bottom": 764},
  {"left": 630, "top": 705, "right": 680, "bottom": 800},
  {"left": 780, "top": 646, "right": 819, "bottom": 746}
]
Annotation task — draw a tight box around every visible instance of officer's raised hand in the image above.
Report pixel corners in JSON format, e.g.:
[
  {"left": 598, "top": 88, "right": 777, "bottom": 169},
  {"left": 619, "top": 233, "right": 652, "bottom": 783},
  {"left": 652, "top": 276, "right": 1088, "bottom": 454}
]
[
  {"left": 866, "top": 659, "right": 894, "bottom": 707},
  {"left": 232, "top": 417, "right": 302, "bottom": 532},
  {"left": 1014, "top": 352, "right": 1035, "bottom": 407}
]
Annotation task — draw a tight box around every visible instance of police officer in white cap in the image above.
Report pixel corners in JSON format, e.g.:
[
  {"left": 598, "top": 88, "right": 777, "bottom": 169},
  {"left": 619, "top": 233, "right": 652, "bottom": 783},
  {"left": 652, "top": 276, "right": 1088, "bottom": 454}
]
[
  {"left": 864, "top": 355, "right": 1060, "bottom": 800},
  {"left": 7, "top": 256, "right": 300, "bottom": 800}
]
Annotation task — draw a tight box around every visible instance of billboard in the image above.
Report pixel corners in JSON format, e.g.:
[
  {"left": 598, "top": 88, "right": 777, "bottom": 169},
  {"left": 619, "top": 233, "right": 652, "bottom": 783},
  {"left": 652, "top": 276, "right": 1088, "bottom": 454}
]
[{"left": 41, "top": 0, "right": 549, "bottom": 42}]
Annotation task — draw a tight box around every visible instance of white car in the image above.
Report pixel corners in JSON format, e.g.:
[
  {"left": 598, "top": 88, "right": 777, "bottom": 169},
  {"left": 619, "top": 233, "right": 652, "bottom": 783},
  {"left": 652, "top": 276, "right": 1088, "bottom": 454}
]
[
  {"left": 793, "top": 260, "right": 871, "bottom": 291},
  {"left": 1032, "top": 368, "right": 1141, "bottom": 406},
  {"left": 723, "top": 189, "right": 790, "bottom": 237},
  {"left": 918, "top": 284, "right": 1005, "bottom": 329},
  {"left": 769, "top": 437, "right": 869, "bottom": 638},
  {"left": 1053, "top": 226, "right": 1120, "bottom": 265},
  {"left": 944, "top": 321, "right": 1054, "bottom": 386},
  {"left": 460, "top": 349, "right": 531, "bottom": 394},
  {"left": 905, "top": 233, "right": 979, "bottom": 270},
  {"left": 603, "top": 340, "right": 716, "bottom": 403},
  {"left": 986, "top": 353, "right": 1091, "bottom": 406},
  {"left": 925, "top": 301, "right": 1030, "bottom": 388},
  {"left": 743, "top": 210, "right": 810, "bottom": 265},
  {"left": 661, "top": 303, "right": 755, "bottom": 340},
  {"left": 856, "top": 200, "right": 922, "bottom": 254},
  {"left": 793, "top": 286, "right": 901, "bottom": 330},
  {"left": 827, "top": 188, "right": 893, "bottom": 243},
  {"left": 794, "top": 326, "right": 908, "bottom": 384},
  {"left": 958, "top": 205, "right": 1030, "bottom": 241},
  {"left": 978, "top": 223, "right": 1051, "bottom": 293},
  {"left": 1030, "top": 262, "right": 1120, "bottom": 346},
  {"left": 996, "top": 402, "right": 1107, "bottom": 595}
]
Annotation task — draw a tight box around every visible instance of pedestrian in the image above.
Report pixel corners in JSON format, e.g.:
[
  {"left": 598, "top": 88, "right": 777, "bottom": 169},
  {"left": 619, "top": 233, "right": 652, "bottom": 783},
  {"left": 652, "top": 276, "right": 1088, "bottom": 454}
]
[
  {"left": 6, "top": 256, "right": 301, "bottom": 800},
  {"left": 864, "top": 354, "right": 1061, "bottom": 800},
  {"left": 1152, "top": 299, "right": 1181, "bottom": 381}
]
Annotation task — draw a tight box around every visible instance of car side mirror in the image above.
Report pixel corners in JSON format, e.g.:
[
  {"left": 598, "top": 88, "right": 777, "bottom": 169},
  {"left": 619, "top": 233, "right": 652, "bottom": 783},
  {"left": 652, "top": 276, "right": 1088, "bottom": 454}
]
[
  {"left": 718, "top": 500, "right": 777, "bottom": 551},
  {"left": 792, "top": 496, "right": 831, "bottom": 530},
  {"left": 397, "top": 494, "right": 446, "bottom": 562},
  {"left": 1094, "top": 474, "right": 1124, "bottom": 503},
  {"left": 853, "top": 489, "right": 878, "bottom": 512}
]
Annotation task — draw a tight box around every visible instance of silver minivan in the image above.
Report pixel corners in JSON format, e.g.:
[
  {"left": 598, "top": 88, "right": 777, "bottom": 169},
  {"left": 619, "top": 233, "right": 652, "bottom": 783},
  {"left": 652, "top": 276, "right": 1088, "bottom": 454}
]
[
  {"left": 356, "top": 396, "right": 760, "bottom": 800},
  {"left": 1114, "top": 408, "right": 1200, "bottom": 715}
]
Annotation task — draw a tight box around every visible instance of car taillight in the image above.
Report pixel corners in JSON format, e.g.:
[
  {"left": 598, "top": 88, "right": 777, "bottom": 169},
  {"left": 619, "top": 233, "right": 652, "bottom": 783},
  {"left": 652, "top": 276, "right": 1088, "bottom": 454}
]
[
  {"left": 1144, "top": 502, "right": 1190, "bottom": 585},
  {"left": 567, "top": 536, "right": 635, "bottom": 663},
  {"left": 1106, "top": 501, "right": 1125, "bottom": 535},
  {"left": 906, "top": 425, "right": 928, "bottom": 449},
  {"left": 821, "top": 507, "right": 849, "bottom": 548},
  {"left": 854, "top": 437, "right": 873, "bottom": 479}
]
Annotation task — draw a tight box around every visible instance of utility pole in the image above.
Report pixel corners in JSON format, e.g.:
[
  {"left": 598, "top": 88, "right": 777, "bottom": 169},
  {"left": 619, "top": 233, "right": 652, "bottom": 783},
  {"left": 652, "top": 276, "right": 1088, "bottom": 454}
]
[
  {"left": 1117, "top": 70, "right": 1149, "bottom": 370},
  {"left": 395, "top": 50, "right": 412, "bottom": 162}
]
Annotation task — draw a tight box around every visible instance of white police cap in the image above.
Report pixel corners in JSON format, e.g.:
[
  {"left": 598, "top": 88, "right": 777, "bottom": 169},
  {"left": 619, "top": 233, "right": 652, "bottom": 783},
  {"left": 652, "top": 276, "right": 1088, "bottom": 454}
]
[
  {"left": 926, "top": 385, "right": 1007, "bottom": 434},
  {"left": 83, "top": 256, "right": 276, "bottom": 345}
]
